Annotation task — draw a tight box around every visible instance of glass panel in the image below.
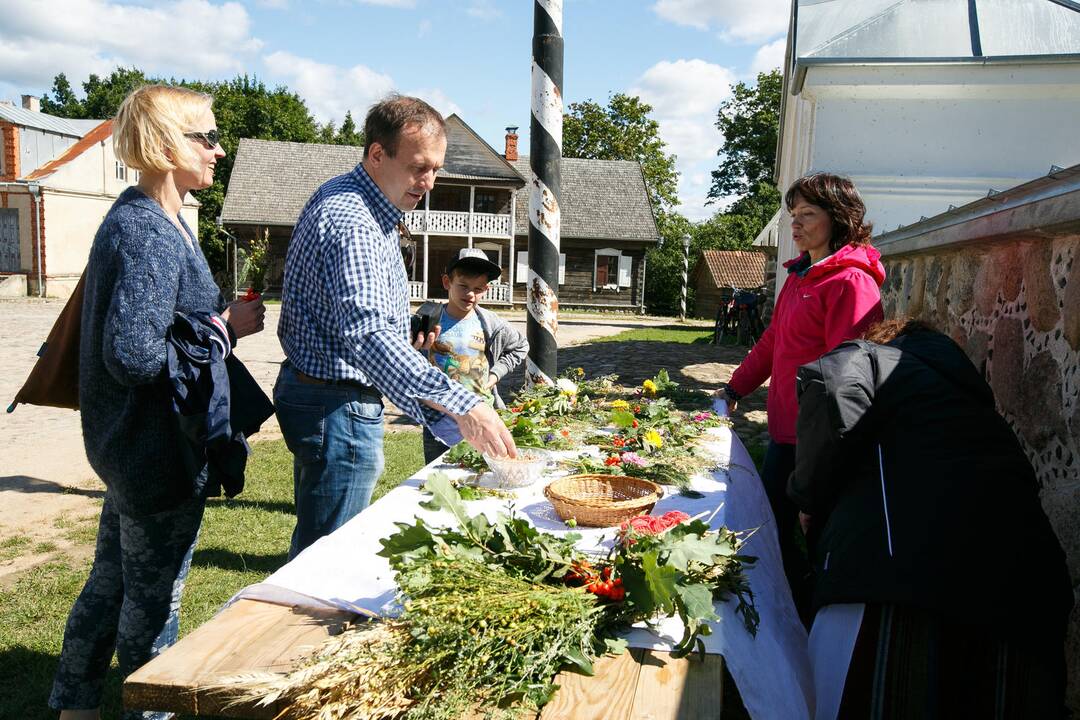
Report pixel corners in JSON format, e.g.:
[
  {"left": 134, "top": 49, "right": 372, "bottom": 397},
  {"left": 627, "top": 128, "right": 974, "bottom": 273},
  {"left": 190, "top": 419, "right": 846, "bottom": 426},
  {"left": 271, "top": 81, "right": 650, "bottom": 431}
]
[
  {"left": 979, "top": 0, "right": 1080, "bottom": 55},
  {"left": 798, "top": 0, "right": 971, "bottom": 59}
]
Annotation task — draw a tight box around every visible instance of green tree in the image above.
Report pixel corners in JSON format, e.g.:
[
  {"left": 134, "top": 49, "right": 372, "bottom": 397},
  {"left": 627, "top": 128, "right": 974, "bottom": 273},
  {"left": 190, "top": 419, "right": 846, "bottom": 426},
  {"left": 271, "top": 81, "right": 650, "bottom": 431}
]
[
  {"left": 39, "top": 73, "right": 83, "bottom": 117},
  {"left": 335, "top": 111, "right": 364, "bottom": 146},
  {"left": 563, "top": 93, "right": 679, "bottom": 214},
  {"left": 184, "top": 75, "right": 319, "bottom": 274},
  {"left": 317, "top": 121, "right": 338, "bottom": 144},
  {"left": 708, "top": 69, "right": 782, "bottom": 202}
]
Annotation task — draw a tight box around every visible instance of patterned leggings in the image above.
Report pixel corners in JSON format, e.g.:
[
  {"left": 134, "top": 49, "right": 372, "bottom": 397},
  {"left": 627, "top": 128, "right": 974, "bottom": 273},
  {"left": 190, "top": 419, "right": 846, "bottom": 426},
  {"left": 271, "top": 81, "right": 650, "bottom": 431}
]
[{"left": 49, "top": 492, "right": 205, "bottom": 719}]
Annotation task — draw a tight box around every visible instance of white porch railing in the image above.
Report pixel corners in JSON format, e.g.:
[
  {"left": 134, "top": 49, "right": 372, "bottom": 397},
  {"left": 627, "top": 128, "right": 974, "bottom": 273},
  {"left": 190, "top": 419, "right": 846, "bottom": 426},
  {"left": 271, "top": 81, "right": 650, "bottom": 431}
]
[
  {"left": 486, "top": 282, "right": 511, "bottom": 304},
  {"left": 404, "top": 210, "right": 512, "bottom": 238},
  {"left": 407, "top": 281, "right": 427, "bottom": 300}
]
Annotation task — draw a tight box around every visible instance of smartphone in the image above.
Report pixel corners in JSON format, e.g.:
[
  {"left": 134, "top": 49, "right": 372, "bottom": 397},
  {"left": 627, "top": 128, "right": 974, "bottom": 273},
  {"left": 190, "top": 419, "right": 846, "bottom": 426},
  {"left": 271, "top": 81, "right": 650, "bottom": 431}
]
[{"left": 410, "top": 312, "right": 431, "bottom": 340}]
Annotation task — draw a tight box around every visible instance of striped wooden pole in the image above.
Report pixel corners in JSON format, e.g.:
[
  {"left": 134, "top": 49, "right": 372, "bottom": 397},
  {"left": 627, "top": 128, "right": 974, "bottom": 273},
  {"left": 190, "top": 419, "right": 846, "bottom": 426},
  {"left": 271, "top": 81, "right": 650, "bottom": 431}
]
[
  {"left": 526, "top": 0, "right": 563, "bottom": 386},
  {"left": 679, "top": 234, "right": 690, "bottom": 320}
]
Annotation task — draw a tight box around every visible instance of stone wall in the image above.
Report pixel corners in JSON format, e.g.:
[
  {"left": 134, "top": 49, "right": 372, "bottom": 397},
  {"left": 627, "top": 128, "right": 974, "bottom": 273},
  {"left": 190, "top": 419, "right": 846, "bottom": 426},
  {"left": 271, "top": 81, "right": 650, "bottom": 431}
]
[{"left": 879, "top": 232, "right": 1080, "bottom": 706}]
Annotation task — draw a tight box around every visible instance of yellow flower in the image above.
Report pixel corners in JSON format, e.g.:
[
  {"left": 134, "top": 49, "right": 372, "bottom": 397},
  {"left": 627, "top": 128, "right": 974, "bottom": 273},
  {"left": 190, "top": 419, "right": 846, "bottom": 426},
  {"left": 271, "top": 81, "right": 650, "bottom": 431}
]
[
  {"left": 610, "top": 399, "right": 630, "bottom": 410},
  {"left": 644, "top": 429, "right": 663, "bottom": 448},
  {"left": 642, "top": 379, "right": 658, "bottom": 397}
]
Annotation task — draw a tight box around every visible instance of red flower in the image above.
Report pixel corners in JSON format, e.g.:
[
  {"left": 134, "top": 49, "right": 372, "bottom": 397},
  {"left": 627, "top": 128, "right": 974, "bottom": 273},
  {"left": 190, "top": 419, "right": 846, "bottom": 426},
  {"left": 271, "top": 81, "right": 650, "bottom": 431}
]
[
  {"left": 604, "top": 455, "right": 621, "bottom": 466},
  {"left": 624, "top": 515, "right": 655, "bottom": 533},
  {"left": 612, "top": 437, "right": 625, "bottom": 448},
  {"left": 631, "top": 420, "right": 639, "bottom": 428},
  {"left": 660, "top": 510, "right": 690, "bottom": 526},
  {"left": 560, "top": 429, "right": 570, "bottom": 438},
  {"left": 633, "top": 405, "right": 642, "bottom": 414}
]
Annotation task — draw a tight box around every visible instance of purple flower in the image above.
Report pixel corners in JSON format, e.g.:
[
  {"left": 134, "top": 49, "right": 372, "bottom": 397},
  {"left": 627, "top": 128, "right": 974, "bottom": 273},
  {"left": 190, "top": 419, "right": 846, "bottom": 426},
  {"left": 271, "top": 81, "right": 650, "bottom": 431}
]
[
  {"left": 620, "top": 452, "right": 648, "bottom": 467},
  {"left": 544, "top": 433, "right": 556, "bottom": 443}
]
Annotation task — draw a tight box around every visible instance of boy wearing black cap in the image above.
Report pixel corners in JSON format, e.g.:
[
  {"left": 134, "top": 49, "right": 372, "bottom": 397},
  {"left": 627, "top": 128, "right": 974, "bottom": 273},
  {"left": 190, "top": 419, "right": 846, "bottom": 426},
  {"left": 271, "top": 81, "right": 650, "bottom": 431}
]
[{"left": 423, "top": 248, "right": 529, "bottom": 463}]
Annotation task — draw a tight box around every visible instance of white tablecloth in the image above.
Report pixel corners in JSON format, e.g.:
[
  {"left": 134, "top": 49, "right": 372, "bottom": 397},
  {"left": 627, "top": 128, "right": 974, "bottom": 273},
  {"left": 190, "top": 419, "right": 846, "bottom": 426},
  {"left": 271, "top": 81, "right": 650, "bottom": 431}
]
[{"left": 232, "top": 401, "right": 813, "bottom": 718}]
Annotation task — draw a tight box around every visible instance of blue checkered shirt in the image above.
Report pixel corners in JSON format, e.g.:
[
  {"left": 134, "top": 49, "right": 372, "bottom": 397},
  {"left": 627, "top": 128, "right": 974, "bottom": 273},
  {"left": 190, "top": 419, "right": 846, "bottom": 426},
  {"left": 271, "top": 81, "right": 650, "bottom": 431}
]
[{"left": 278, "top": 163, "right": 480, "bottom": 427}]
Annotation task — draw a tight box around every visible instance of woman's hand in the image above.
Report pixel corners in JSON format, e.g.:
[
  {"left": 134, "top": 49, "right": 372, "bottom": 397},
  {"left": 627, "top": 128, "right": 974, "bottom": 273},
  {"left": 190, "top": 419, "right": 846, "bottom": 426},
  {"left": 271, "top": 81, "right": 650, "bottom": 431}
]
[
  {"left": 714, "top": 385, "right": 739, "bottom": 411},
  {"left": 222, "top": 298, "right": 266, "bottom": 339},
  {"left": 799, "top": 512, "right": 812, "bottom": 536}
]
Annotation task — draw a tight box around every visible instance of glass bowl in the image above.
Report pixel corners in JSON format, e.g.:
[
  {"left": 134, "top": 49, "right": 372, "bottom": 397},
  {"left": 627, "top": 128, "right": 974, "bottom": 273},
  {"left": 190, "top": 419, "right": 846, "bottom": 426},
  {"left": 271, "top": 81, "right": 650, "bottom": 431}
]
[{"left": 482, "top": 448, "right": 550, "bottom": 489}]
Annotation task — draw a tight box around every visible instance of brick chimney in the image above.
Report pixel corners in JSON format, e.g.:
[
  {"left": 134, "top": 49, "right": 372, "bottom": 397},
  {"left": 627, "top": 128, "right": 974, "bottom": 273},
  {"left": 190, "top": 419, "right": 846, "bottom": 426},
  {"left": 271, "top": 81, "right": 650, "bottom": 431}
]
[
  {"left": 21, "top": 95, "right": 40, "bottom": 113},
  {"left": 504, "top": 126, "right": 519, "bottom": 162}
]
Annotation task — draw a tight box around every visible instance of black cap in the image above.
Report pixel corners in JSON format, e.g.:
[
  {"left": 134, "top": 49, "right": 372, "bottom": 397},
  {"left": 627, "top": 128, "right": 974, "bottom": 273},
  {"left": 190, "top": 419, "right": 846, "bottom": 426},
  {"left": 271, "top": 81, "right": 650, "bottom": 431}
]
[{"left": 445, "top": 247, "right": 502, "bottom": 281}]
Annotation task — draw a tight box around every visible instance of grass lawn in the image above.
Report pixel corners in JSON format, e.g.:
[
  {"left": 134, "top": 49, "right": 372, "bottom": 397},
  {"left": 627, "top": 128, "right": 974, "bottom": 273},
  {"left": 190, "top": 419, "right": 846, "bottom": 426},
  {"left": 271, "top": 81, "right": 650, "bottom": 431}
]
[
  {"left": 0, "top": 431, "right": 425, "bottom": 720},
  {"left": 589, "top": 325, "right": 749, "bottom": 347}
]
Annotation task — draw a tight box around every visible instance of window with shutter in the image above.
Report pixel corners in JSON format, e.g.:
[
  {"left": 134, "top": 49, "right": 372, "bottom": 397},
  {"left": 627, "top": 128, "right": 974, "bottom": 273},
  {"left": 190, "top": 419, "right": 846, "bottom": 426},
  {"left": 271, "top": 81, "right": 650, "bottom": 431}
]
[{"left": 594, "top": 248, "right": 621, "bottom": 291}]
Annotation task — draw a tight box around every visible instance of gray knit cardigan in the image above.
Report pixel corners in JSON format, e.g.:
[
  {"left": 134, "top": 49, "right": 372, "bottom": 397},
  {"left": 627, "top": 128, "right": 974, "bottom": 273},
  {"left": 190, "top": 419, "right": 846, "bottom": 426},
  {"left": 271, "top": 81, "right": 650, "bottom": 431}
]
[{"left": 80, "top": 186, "right": 225, "bottom": 516}]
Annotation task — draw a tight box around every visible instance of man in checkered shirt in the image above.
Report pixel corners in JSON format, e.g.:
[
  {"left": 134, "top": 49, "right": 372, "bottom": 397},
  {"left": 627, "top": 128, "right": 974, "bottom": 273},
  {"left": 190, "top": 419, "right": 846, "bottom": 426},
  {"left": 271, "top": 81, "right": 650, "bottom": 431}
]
[{"left": 275, "top": 95, "right": 516, "bottom": 559}]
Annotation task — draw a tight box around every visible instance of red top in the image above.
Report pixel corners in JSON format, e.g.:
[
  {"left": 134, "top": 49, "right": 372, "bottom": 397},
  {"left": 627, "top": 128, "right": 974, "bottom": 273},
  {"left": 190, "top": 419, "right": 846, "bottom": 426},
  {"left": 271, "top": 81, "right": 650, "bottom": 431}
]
[{"left": 728, "top": 243, "right": 886, "bottom": 444}]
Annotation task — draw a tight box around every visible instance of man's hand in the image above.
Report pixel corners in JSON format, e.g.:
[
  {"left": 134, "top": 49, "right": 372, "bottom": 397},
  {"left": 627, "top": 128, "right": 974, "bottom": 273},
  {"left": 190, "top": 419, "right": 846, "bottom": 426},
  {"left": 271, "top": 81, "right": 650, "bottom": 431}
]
[
  {"left": 713, "top": 385, "right": 739, "bottom": 411},
  {"left": 222, "top": 298, "right": 266, "bottom": 339},
  {"left": 453, "top": 403, "right": 516, "bottom": 458},
  {"left": 484, "top": 372, "right": 500, "bottom": 390},
  {"left": 799, "top": 511, "right": 812, "bottom": 536},
  {"left": 412, "top": 325, "right": 441, "bottom": 351}
]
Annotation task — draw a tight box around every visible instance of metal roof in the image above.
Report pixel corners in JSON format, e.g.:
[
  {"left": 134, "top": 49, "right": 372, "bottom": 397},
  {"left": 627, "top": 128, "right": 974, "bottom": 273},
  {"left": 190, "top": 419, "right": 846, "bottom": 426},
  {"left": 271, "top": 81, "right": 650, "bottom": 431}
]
[
  {"left": 0, "top": 104, "right": 100, "bottom": 137},
  {"left": 25, "top": 120, "right": 114, "bottom": 181},
  {"left": 874, "top": 162, "right": 1080, "bottom": 255},
  {"left": 796, "top": 0, "right": 1080, "bottom": 62}
]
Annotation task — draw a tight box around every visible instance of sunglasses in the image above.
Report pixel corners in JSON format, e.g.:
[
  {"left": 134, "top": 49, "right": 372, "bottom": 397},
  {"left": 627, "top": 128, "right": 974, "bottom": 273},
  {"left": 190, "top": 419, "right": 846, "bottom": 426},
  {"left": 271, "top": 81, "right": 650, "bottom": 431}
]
[{"left": 184, "top": 129, "right": 221, "bottom": 148}]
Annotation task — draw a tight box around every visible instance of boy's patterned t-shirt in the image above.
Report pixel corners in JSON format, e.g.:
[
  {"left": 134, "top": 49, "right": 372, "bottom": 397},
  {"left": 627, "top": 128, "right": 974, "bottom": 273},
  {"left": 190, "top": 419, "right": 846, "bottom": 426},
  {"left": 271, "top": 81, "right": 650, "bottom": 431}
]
[{"left": 428, "top": 309, "right": 493, "bottom": 404}]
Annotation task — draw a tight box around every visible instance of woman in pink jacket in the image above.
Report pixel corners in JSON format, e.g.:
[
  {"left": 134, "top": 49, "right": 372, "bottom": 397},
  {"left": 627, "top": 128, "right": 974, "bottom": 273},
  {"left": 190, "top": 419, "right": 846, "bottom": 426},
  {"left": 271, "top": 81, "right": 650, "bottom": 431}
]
[{"left": 716, "top": 173, "right": 885, "bottom": 618}]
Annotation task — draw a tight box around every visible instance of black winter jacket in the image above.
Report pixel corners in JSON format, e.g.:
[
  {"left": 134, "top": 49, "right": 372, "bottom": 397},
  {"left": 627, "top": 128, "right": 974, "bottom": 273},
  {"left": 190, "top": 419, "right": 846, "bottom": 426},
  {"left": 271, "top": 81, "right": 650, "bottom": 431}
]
[
  {"left": 166, "top": 312, "right": 274, "bottom": 499},
  {"left": 790, "top": 332, "right": 1072, "bottom": 638}
]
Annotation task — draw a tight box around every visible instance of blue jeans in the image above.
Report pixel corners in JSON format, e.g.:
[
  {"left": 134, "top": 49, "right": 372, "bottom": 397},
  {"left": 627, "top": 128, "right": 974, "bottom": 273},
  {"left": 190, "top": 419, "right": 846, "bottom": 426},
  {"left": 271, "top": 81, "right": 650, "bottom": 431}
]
[
  {"left": 50, "top": 493, "right": 204, "bottom": 719},
  {"left": 274, "top": 363, "right": 385, "bottom": 560}
]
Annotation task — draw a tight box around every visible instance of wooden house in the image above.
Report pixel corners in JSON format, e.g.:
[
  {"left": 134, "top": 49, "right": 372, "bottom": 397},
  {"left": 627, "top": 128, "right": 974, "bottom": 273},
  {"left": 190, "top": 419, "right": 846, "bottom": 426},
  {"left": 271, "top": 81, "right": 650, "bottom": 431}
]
[
  {"left": 689, "top": 249, "right": 767, "bottom": 319},
  {"left": 221, "top": 115, "right": 659, "bottom": 310}
]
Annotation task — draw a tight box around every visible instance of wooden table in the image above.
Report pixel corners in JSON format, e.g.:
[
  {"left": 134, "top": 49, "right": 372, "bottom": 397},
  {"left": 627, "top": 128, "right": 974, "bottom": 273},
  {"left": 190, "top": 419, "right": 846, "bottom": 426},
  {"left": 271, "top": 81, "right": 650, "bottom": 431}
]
[{"left": 124, "top": 598, "right": 726, "bottom": 719}]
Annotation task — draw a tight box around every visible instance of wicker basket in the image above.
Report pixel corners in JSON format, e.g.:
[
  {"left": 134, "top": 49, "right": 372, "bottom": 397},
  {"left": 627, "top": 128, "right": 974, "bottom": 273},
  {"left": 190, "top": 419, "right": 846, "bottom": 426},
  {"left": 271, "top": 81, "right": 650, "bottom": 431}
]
[{"left": 544, "top": 474, "right": 664, "bottom": 528}]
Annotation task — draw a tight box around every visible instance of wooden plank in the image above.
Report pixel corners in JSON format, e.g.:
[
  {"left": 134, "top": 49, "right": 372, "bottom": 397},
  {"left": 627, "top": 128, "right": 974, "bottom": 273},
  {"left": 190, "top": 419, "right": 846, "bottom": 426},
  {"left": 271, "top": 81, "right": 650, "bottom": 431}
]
[
  {"left": 628, "top": 651, "right": 724, "bottom": 720},
  {"left": 539, "top": 648, "right": 644, "bottom": 720},
  {"left": 123, "top": 599, "right": 357, "bottom": 718}
]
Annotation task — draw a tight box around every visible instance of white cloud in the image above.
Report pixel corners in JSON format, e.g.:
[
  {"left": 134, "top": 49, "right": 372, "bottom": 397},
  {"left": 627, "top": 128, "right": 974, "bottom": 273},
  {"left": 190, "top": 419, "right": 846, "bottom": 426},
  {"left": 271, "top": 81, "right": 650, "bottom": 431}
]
[
  {"left": 404, "top": 87, "right": 463, "bottom": 119},
  {"left": 262, "top": 52, "right": 460, "bottom": 127},
  {"left": 629, "top": 59, "right": 737, "bottom": 220},
  {"left": 418, "top": 19, "right": 433, "bottom": 38},
  {"left": 0, "top": 0, "right": 262, "bottom": 93},
  {"left": 652, "top": 0, "right": 788, "bottom": 44},
  {"left": 263, "top": 51, "right": 394, "bottom": 124},
  {"left": 466, "top": 0, "right": 501, "bottom": 20},
  {"left": 750, "top": 38, "right": 786, "bottom": 76}
]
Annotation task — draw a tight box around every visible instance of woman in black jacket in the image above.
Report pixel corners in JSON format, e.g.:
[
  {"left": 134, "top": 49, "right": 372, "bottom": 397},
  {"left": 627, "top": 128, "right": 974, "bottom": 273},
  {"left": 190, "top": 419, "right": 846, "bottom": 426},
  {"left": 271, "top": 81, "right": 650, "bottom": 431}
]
[{"left": 791, "top": 319, "right": 1071, "bottom": 720}]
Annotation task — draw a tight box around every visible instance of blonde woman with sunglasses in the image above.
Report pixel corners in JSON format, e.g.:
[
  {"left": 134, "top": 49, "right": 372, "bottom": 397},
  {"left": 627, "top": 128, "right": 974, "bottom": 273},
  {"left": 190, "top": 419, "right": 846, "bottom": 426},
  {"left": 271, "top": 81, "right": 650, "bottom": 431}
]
[{"left": 49, "top": 85, "right": 264, "bottom": 720}]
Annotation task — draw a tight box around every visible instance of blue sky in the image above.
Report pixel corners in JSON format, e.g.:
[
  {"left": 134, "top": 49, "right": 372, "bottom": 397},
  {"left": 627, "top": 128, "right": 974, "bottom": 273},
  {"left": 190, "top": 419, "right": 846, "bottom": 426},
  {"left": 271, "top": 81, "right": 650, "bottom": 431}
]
[{"left": 0, "top": 0, "right": 788, "bottom": 219}]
